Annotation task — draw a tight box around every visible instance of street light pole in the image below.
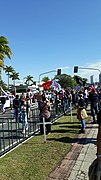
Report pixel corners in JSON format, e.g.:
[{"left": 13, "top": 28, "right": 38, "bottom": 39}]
[
  {"left": 74, "top": 66, "right": 101, "bottom": 84},
  {"left": 79, "top": 67, "right": 101, "bottom": 84},
  {"left": 78, "top": 67, "right": 101, "bottom": 74}
]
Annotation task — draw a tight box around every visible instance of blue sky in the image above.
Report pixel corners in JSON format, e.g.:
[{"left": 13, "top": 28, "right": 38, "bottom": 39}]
[{"left": 1, "top": 0, "right": 101, "bottom": 83}]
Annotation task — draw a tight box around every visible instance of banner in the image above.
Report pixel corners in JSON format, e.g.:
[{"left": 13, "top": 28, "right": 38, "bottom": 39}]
[
  {"left": 41, "top": 80, "right": 52, "bottom": 90},
  {"left": 51, "top": 81, "right": 61, "bottom": 92}
]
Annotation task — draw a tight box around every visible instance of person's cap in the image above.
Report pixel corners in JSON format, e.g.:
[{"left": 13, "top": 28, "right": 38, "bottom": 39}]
[{"left": 91, "top": 87, "right": 96, "bottom": 92}]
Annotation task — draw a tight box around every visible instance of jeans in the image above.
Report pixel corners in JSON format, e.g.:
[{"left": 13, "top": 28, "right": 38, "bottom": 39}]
[
  {"left": 81, "top": 119, "right": 86, "bottom": 130},
  {"left": 21, "top": 111, "right": 28, "bottom": 131},
  {"left": 14, "top": 108, "right": 19, "bottom": 122},
  {"left": 1, "top": 104, "right": 5, "bottom": 113},
  {"left": 91, "top": 103, "right": 99, "bottom": 122}
]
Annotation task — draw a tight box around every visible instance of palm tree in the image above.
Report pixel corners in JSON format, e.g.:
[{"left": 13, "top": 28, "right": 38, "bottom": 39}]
[
  {"left": 10, "top": 71, "right": 20, "bottom": 86},
  {"left": 0, "top": 80, "right": 7, "bottom": 91},
  {"left": 0, "top": 36, "right": 13, "bottom": 94},
  {"left": 0, "top": 36, "right": 13, "bottom": 69},
  {"left": 24, "top": 75, "right": 34, "bottom": 85},
  {"left": 42, "top": 76, "right": 50, "bottom": 82},
  {"left": 4, "top": 65, "right": 14, "bottom": 89}
]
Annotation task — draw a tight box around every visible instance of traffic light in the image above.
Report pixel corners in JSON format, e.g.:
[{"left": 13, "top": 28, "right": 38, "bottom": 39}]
[
  {"left": 57, "top": 69, "right": 61, "bottom": 75},
  {"left": 74, "top": 66, "right": 78, "bottom": 73}
]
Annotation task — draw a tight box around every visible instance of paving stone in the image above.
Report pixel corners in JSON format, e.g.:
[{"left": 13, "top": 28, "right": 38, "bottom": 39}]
[{"left": 47, "top": 122, "right": 98, "bottom": 180}]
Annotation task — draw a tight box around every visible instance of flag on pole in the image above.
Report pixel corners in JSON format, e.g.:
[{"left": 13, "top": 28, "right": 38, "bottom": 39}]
[
  {"left": 51, "top": 81, "right": 61, "bottom": 92},
  {"left": 41, "top": 80, "right": 52, "bottom": 90}
]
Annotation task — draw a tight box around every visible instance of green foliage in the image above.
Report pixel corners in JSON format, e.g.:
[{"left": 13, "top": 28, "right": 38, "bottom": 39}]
[
  {"left": 74, "top": 75, "right": 88, "bottom": 86},
  {"left": 0, "top": 36, "right": 13, "bottom": 61},
  {"left": 4, "top": 65, "right": 15, "bottom": 89},
  {"left": 24, "top": 75, "right": 34, "bottom": 85},
  {"left": 0, "top": 80, "right": 7, "bottom": 90},
  {"left": 10, "top": 71, "right": 20, "bottom": 81},
  {"left": 4, "top": 65, "right": 14, "bottom": 75},
  {"left": 42, "top": 76, "right": 50, "bottom": 82},
  {"left": 10, "top": 71, "right": 20, "bottom": 86},
  {"left": 54, "top": 74, "right": 76, "bottom": 89},
  {"left": 0, "top": 36, "right": 13, "bottom": 89}
]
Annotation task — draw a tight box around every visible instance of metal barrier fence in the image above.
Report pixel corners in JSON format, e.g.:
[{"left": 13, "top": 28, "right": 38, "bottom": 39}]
[{"left": 0, "top": 103, "right": 68, "bottom": 157}]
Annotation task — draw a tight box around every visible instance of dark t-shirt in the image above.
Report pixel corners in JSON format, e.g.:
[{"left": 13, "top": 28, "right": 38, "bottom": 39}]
[
  {"left": 1, "top": 97, "right": 6, "bottom": 104},
  {"left": 13, "top": 98, "right": 20, "bottom": 109},
  {"left": 78, "top": 98, "right": 85, "bottom": 108},
  {"left": 89, "top": 92, "right": 99, "bottom": 106}
]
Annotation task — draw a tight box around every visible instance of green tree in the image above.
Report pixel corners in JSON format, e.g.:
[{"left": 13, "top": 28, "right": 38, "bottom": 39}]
[
  {"left": 42, "top": 76, "right": 50, "bottom": 82},
  {"left": 0, "top": 36, "right": 13, "bottom": 94},
  {"left": 10, "top": 71, "right": 20, "bottom": 86},
  {"left": 74, "top": 75, "right": 88, "bottom": 86},
  {"left": 54, "top": 74, "right": 75, "bottom": 89},
  {"left": 24, "top": 75, "right": 34, "bottom": 85},
  {"left": 0, "top": 36, "right": 13, "bottom": 74},
  {"left": 4, "top": 65, "right": 14, "bottom": 89},
  {"left": 0, "top": 36, "right": 13, "bottom": 60},
  {"left": 0, "top": 80, "right": 7, "bottom": 91}
]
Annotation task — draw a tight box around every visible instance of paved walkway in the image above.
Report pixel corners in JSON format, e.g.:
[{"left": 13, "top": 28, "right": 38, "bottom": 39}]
[{"left": 47, "top": 121, "right": 98, "bottom": 180}]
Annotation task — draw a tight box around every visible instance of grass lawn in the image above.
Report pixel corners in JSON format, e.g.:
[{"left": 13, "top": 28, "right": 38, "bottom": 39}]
[{"left": 0, "top": 110, "right": 90, "bottom": 180}]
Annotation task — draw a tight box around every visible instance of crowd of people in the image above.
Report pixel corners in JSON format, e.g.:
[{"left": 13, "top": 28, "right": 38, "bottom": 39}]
[
  {"left": 1, "top": 85, "right": 101, "bottom": 136},
  {"left": 1, "top": 86, "right": 101, "bottom": 178},
  {"left": 34, "top": 86, "right": 101, "bottom": 135}
]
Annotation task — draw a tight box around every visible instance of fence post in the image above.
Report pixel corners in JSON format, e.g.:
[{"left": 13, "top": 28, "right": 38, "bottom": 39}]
[
  {"left": 43, "top": 117, "right": 46, "bottom": 143},
  {"left": 70, "top": 102, "right": 73, "bottom": 122}
]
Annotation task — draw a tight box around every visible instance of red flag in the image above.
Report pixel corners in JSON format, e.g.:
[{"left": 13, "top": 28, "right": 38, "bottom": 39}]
[{"left": 41, "top": 80, "right": 52, "bottom": 90}]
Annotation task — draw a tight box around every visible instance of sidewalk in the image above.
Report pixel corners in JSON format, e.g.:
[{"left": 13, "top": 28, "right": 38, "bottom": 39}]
[{"left": 47, "top": 121, "right": 98, "bottom": 180}]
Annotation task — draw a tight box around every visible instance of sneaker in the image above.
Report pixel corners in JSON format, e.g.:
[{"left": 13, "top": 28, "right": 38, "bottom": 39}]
[
  {"left": 26, "top": 126, "right": 28, "bottom": 131},
  {"left": 22, "top": 129, "right": 25, "bottom": 134},
  {"left": 82, "top": 129, "right": 86, "bottom": 134},
  {"left": 46, "top": 132, "right": 51, "bottom": 135},
  {"left": 79, "top": 129, "right": 85, "bottom": 134}
]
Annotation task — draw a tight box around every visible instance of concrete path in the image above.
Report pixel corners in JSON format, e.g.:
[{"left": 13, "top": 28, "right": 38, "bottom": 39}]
[{"left": 47, "top": 121, "right": 98, "bottom": 180}]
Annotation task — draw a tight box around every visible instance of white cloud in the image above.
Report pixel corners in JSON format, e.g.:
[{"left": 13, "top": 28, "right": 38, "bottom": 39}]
[
  {"left": 78, "top": 60, "right": 101, "bottom": 82},
  {"left": 56, "top": 66, "right": 69, "bottom": 70}
]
